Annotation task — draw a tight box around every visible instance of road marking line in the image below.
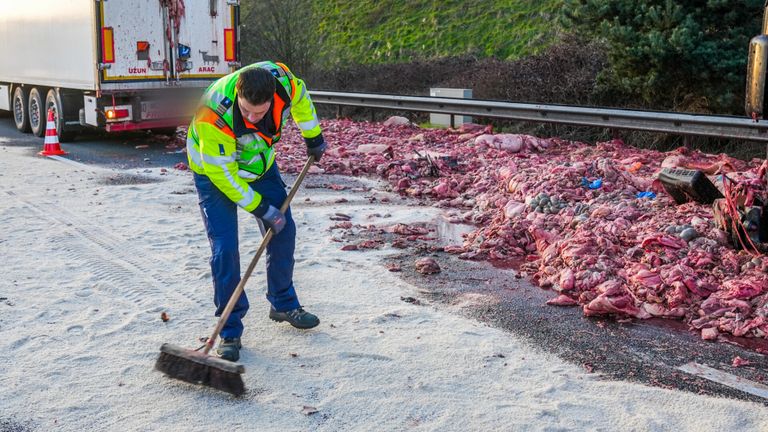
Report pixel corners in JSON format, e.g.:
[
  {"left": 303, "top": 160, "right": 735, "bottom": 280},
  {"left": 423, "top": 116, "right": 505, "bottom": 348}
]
[
  {"left": 677, "top": 362, "right": 768, "bottom": 399},
  {"left": 48, "top": 154, "right": 93, "bottom": 170}
]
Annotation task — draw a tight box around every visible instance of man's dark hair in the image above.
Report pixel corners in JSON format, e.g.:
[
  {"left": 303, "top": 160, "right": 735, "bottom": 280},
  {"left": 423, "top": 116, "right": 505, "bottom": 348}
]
[{"left": 236, "top": 67, "right": 276, "bottom": 104}]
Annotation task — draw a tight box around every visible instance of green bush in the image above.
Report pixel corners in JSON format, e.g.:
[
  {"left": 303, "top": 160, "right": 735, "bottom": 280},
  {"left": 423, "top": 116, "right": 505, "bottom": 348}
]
[{"left": 560, "top": 0, "right": 764, "bottom": 114}]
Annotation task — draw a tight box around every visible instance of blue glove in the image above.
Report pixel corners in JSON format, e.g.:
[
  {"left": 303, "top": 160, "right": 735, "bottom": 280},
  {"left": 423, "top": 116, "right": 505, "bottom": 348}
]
[
  {"left": 305, "top": 134, "right": 327, "bottom": 162},
  {"left": 581, "top": 177, "right": 603, "bottom": 189},
  {"left": 252, "top": 200, "right": 286, "bottom": 234}
]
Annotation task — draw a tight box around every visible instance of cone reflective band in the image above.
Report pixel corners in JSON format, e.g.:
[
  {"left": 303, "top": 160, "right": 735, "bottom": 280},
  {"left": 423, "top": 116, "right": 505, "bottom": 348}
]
[
  {"left": 224, "top": 28, "right": 235, "bottom": 62},
  {"left": 102, "top": 27, "right": 115, "bottom": 63},
  {"left": 39, "top": 109, "right": 67, "bottom": 156}
]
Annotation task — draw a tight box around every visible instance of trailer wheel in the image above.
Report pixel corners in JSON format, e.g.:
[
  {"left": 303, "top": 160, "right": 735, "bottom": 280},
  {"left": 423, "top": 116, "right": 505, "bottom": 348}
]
[
  {"left": 28, "top": 88, "right": 46, "bottom": 137},
  {"left": 46, "top": 89, "right": 76, "bottom": 142},
  {"left": 12, "top": 86, "right": 30, "bottom": 133}
]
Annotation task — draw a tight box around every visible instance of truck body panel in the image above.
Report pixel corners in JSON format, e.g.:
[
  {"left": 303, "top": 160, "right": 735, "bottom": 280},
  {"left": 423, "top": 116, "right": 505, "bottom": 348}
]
[
  {"left": 98, "top": 0, "right": 236, "bottom": 90},
  {"left": 0, "top": 1, "right": 98, "bottom": 90},
  {"left": 99, "top": 0, "right": 169, "bottom": 84},
  {"left": 0, "top": 0, "right": 240, "bottom": 136}
]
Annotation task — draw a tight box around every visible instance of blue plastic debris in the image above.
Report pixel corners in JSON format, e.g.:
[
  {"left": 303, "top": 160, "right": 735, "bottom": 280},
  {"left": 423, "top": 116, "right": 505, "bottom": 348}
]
[
  {"left": 636, "top": 191, "right": 656, "bottom": 199},
  {"left": 581, "top": 177, "right": 603, "bottom": 189}
]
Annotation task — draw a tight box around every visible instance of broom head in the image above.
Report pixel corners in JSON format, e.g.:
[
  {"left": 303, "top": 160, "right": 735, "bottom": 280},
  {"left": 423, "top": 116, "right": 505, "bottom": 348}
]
[{"left": 155, "top": 343, "right": 245, "bottom": 396}]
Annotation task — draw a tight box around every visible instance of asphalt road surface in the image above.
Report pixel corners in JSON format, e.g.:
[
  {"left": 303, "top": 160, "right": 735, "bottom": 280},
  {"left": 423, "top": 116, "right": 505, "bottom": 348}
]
[
  {"left": 388, "top": 249, "right": 768, "bottom": 406},
  {"left": 0, "top": 116, "right": 186, "bottom": 169}
]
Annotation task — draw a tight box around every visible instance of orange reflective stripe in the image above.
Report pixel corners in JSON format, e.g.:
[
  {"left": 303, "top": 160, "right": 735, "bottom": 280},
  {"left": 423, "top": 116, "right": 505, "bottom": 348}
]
[
  {"left": 256, "top": 131, "right": 274, "bottom": 146},
  {"left": 195, "top": 106, "right": 235, "bottom": 138},
  {"left": 242, "top": 117, "right": 257, "bottom": 129},
  {"left": 272, "top": 96, "right": 285, "bottom": 131},
  {"left": 275, "top": 62, "right": 296, "bottom": 98},
  {"left": 240, "top": 116, "right": 273, "bottom": 145}
]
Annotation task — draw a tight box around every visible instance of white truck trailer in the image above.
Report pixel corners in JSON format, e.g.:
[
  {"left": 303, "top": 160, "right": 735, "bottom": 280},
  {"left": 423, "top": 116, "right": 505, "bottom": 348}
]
[{"left": 0, "top": 0, "right": 240, "bottom": 141}]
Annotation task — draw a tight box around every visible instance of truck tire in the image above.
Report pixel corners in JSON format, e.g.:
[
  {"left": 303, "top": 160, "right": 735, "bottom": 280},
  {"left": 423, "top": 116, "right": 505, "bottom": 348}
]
[
  {"left": 46, "top": 89, "right": 76, "bottom": 142},
  {"left": 12, "top": 86, "right": 31, "bottom": 133},
  {"left": 28, "top": 87, "right": 46, "bottom": 137}
]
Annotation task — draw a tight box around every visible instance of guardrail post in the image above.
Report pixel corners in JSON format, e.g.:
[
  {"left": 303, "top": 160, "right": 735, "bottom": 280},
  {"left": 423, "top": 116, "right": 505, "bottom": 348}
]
[{"left": 430, "top": 88, "right": 472, "bottom": 127}]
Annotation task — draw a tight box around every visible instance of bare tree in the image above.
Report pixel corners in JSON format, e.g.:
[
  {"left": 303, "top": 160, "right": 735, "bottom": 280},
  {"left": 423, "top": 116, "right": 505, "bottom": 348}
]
[{"left": 240, "top": 0, "right": 318, "bottom": 75}]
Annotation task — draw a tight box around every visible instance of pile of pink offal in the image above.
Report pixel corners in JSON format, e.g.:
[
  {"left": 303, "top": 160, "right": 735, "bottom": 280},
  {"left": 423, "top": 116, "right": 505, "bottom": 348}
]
[{"left": 273, "top": 117, "right": 768, "bottom": 344}]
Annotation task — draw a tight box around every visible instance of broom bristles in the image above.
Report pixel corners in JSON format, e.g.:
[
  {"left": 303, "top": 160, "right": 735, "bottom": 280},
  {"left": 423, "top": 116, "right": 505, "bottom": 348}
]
[{"left": 155, "top": 343, "right": 245, "bottom": 396}]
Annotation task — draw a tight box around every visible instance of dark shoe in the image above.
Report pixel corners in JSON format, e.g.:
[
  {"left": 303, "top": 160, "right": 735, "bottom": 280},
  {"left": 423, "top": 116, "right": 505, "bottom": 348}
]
[
  {"left": 216, "top": 337, "right": 242, "bottom": 362},
  {"left": 269, "top": 307, "right": 320, "bottom": 329}
]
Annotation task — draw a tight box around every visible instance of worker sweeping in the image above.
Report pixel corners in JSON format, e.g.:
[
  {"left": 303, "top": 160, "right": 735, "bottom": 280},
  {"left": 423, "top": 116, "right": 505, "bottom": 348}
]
[{"left": 186, "top": 61, "right": 326, "bottom": 362}]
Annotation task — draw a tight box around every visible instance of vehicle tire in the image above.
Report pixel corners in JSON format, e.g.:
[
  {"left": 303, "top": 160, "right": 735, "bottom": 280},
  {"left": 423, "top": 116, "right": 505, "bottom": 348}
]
[
  {"left": 28, "top": 87, "right": 46, "bottom": 137},
  {"left": 45, "top": 89, "right": 76, "bottom": 142},
  {"left": 12, "top": 86, "right": 30, "bottom": 133}
]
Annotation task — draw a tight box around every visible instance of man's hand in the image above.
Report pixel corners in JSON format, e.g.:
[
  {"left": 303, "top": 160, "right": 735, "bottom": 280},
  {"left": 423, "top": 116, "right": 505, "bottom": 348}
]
[
  {"left": 252, "top": 201, "right": 286, "bottom": 234},
  {"left": 305, "top": 134, "right": 327, "bottom": 162}
]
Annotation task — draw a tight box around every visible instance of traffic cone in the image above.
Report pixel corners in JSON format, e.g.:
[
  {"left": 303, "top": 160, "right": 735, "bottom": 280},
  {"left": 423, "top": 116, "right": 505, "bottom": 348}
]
[{"left": 39, "top": 108, "right": 68, "bottom": 156}]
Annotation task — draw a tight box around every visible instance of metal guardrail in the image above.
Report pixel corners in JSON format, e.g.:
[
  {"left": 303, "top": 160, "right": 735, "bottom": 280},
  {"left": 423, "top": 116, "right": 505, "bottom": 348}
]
[{"left": 310, "top": 91, "right": 768, "bottom": 142}]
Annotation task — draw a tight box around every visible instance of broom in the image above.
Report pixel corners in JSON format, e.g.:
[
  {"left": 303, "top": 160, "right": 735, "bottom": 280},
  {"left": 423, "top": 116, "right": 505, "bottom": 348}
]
[{"left": 155, "top": 155, "right": 316, "bottom": 396}]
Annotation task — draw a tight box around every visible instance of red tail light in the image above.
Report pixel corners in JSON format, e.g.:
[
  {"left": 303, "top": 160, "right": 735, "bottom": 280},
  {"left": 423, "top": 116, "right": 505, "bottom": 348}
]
[{"left": 106, "top": 108, "right": 130, "bottom": 120}]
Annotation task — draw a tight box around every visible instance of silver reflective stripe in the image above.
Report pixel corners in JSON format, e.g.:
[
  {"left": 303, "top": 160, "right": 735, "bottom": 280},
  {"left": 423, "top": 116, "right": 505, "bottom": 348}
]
[
  {"left": 237, "top": 133, "right": 259, "bottom": 146},
  {"left": 297, "top": 85, "right": 307, "bottom": 102},
  {"left": 244, "top": 154, "right": 262, "bottom": 165},
  {"left": 238, "top": 170, "right": 259, "bottom": 179},
  {"left": 222, "top": 169, "right": 255, "bottom": 207},
  {"left": 186, "top": 130, "right": 203, "bottom": 167},
  {"left": 201, "top": 153, "right": 236, "bottom": 166},
  {"left": 238, "top": 155, "right": 274, "bottom": 181},
  {"left": 279, "top": 79, "right": 292, "bottom": 98},
  {"left": 298, "top": 118, "right": 320, "bottom": 131},
  {"left": 237, "top": 133, "right": 269, "bottom": 155},
  {"left": 269, "top": 63, "right": 285, "bottom": 77},
  {"left": 207, "top": 89, "right": 228, "bottom": 106}
]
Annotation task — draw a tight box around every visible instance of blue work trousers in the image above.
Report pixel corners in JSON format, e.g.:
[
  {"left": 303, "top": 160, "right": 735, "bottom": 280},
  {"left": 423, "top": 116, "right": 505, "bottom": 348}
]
[{"left": 193, "top": 163, "right": 300, "bottom": 339}]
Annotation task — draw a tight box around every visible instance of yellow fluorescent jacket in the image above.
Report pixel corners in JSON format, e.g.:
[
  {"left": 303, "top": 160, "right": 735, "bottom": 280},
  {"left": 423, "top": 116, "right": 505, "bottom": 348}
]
[{"left": 186, "top": 61, "right": 322, "bottom": 212}]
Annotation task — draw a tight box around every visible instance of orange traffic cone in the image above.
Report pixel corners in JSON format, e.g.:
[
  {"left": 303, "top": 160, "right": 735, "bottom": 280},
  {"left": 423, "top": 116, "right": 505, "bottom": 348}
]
[{"left": 39, "top": 108, "right": 68, "bottom": 156}]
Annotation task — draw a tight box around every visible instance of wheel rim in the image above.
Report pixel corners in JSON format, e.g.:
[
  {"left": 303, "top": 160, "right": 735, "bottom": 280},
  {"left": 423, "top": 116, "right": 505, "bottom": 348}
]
[
  {"left": 30, "top": 96, "right": 40, "bottom": 130},
  {"left": 13, "top": 94, "right": 24, "bottom": 125},
  {"left": 48, "top": 102, "right": 57, "bottom": 126}
]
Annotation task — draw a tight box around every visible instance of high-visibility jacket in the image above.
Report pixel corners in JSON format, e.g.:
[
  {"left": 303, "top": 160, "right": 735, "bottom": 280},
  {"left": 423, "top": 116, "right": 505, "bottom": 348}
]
[{"left": 186, "top": 61, "right": 322, "bottom": 212}]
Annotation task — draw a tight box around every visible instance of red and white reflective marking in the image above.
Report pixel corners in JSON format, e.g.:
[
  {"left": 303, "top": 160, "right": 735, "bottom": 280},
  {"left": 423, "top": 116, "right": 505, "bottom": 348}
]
[
  {"left": 39, "top": 109, "right": 67, "bottom": 156},
  {"left": 44, "top": 120, "right": 58, "bottom": 144}
]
